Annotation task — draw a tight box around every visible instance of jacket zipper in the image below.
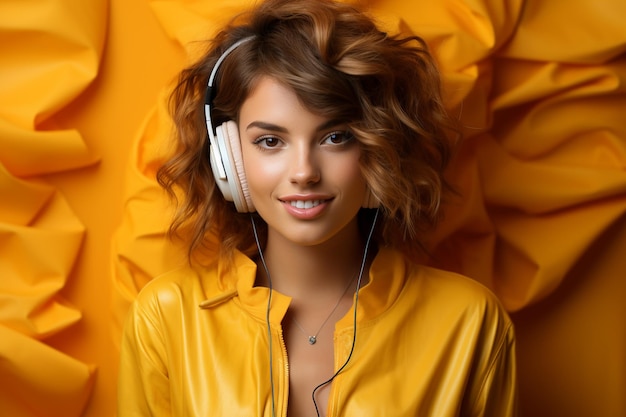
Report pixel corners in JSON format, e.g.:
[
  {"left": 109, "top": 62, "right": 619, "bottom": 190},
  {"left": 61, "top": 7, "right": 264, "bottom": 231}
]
[{"left": 277, "top": 328, "right": 290, "bottom": 417}]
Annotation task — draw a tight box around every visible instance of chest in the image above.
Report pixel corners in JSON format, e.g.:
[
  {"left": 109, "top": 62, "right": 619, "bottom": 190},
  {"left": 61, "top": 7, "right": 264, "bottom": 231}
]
[
  {"left": 163, "top": 296, "right": 482, "bottom": 416},
  {"left": 283, "top": 316, "right": 339, "bottom": 417}
]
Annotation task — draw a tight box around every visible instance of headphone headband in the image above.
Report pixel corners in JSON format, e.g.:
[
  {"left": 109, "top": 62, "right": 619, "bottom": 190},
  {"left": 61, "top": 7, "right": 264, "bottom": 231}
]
[
  {"left": 205, "top": 36, "right": 256, "bottom": 149},
  {"left": 204, "top": 36, "right": 256, "bottom": 212}
]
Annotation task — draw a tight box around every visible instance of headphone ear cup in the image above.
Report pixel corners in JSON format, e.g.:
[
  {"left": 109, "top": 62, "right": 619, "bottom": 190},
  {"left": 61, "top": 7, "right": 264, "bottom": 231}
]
[
  {"left": 215, "top": 121, "right": 255, "bottom": 213},
  {"left": 209, "top": 127, "right": 233, "bottom": 204}
]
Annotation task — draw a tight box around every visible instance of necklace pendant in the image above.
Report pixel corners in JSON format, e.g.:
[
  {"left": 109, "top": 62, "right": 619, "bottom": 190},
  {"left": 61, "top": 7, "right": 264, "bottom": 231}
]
[{"left": 308, "top": 336, "right": 317, "bottom": 345}]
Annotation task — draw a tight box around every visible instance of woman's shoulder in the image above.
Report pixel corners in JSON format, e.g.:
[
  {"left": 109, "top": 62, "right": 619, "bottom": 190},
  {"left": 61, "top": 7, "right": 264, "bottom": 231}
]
[
  {"left": 413, "top": 264, "right": 495, "bottom": 297},
  {"left": 374, "top": 248, "right": 511, "bottom": 324},
  {"left": 379, "top": 249, "right": 499, "bottom": 304},
  {"left": 132, "top": 263, "right": 221, "bottom": 314},
  {"left": 406, "top": 262, "right": 512, "bottom": 325},
  {"left": 131, "top": 252, "right": 256, "bottom": 313}
]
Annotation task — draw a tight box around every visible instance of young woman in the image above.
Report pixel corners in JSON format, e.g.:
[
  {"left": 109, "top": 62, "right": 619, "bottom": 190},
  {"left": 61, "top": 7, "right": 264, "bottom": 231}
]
[{"left": 117, "top": 0, "right": 518, "bottom": 416}]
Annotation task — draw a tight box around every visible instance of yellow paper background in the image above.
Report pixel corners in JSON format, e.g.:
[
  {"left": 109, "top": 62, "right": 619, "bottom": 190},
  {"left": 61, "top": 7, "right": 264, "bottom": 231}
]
[{"left": 1, "top": 0, "right": 624, "bottom": 416}]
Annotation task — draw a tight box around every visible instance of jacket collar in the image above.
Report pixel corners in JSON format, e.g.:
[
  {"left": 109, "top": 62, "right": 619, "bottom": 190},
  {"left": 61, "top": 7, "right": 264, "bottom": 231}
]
[{"left": 200, "top": 247, "right": 408, "bottom": 327}]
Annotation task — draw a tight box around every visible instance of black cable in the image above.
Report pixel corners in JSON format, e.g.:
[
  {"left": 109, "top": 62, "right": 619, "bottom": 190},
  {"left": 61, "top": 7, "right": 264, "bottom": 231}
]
[
  {"left": 311, "top": 208, "right": 379, "bottom": 416},
  {"left": 253, "top": 208, "right": 379, "bottom": 417}
]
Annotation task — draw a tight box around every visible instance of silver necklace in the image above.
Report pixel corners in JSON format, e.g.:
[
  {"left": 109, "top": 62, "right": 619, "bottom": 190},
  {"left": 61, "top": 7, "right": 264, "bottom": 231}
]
[{"left": 291, "top": 274, "right": 356, "bottom": 345}]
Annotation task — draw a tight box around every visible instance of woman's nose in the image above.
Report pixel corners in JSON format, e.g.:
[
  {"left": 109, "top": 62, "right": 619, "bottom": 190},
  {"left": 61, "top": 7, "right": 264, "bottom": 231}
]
[{"left": 289, "top": 146, "right": 321, "bottom": 185}]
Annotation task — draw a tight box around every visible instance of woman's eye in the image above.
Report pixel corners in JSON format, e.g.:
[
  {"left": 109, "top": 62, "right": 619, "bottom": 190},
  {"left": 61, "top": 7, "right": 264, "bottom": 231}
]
[
  {"left": 323, "top": 131, "right": 353, "bottom": 145},
  {"left": 254, "top": 136, "right": 282, "bottom": 149}
]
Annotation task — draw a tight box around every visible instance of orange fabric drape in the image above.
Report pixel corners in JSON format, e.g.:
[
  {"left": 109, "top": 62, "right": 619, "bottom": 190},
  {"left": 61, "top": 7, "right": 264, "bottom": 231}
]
[
  {"left": 0, "top": 0, "right": 105, "bottom": 415},
  {"left": 1, "top": 0, "right": 624, "bottom": 416}
]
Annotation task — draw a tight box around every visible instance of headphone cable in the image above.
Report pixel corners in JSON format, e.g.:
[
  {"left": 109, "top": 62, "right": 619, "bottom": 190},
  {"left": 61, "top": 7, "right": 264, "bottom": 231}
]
[
  {"left": 251, "top": 215, "right": 277, "bottom": 417},
  {"left": 311, "top": 208, "right": 379, "bottom": 416},
  {"left": 252, "top": 208, "right": 379, "bottom": 417}
]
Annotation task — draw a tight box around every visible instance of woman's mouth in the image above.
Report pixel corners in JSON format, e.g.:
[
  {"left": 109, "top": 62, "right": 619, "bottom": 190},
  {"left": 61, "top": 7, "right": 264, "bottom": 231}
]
[
  {"left": 289, "top": 199, "right": 323, "bottom": 209},
  {"left": 280, "top": 197, "right": 332, "bottom": 219}
]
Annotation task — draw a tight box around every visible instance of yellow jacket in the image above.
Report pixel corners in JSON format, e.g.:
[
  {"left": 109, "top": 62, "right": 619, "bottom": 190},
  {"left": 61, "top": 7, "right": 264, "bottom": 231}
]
[{"left": 118, "top": 248, "right": 517, "bottom": 416}]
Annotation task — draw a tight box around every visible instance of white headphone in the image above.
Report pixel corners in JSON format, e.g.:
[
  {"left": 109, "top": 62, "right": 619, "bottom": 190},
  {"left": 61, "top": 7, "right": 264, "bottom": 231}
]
[{"left": 204, "top": 37, "right": 379, "bottom": 213}]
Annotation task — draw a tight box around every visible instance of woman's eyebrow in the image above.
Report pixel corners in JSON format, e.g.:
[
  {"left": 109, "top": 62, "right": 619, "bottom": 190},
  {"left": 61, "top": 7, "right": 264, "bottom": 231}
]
[
  {"left": 245, "top": 118, "right": 345, "bottom": 133},
  {"left": 245, "top": 121, "right": 288, "bottom": 132}
]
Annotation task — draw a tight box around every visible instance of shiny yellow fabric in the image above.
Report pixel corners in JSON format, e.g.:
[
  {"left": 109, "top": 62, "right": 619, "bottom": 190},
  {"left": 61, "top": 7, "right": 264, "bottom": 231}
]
[
  {"left": 1, "top": 0, "right": 625, "bottom": 416},
  {"left": 118, "top": 248, "right": 517, "bottom": 416},
  {"left": 0, "top": 0, "right": 105, "bottom": 415}
]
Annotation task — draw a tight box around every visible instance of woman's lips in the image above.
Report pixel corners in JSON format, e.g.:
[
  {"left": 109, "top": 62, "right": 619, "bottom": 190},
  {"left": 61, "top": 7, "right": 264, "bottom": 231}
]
[{"left": 280, "top": 197, "right": 332, "bottom": 219}]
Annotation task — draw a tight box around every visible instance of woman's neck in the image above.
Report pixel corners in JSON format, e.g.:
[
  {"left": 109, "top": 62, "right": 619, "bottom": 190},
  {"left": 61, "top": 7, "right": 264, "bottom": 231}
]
[{"left": 256, "top": 222, "right": 367, "bottom": 300}]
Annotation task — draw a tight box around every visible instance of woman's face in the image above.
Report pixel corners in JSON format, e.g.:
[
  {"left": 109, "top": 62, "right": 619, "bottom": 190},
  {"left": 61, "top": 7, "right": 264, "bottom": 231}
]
[{"left": 239, "top": 76, "right": 367, "bottom": 248}]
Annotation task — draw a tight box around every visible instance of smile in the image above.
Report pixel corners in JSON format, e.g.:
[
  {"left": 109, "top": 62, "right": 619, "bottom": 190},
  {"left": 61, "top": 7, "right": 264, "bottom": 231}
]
[{"left": 289, "top": 200, "right": 324, "bottom": 209}]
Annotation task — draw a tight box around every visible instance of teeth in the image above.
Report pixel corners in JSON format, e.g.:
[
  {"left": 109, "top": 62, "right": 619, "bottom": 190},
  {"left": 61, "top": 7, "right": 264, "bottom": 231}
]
[{"left": 290, "top": 200, "right": 322, "bottom": 209}]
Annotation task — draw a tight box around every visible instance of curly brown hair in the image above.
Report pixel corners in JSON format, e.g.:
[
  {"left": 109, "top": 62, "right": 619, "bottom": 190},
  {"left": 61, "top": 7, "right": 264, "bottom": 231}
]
[{"left": 157, "top": 0, "right": 458, "bottom": 264}]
